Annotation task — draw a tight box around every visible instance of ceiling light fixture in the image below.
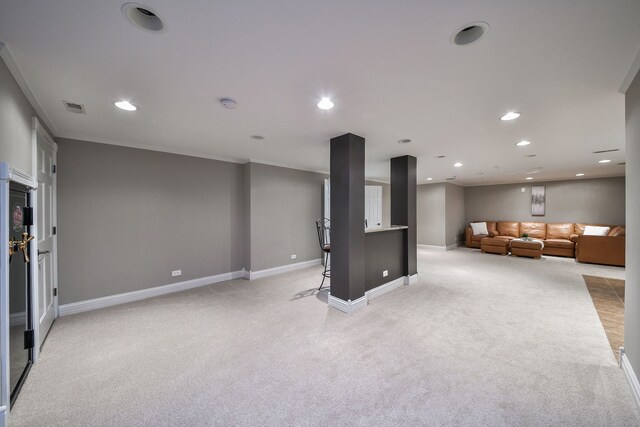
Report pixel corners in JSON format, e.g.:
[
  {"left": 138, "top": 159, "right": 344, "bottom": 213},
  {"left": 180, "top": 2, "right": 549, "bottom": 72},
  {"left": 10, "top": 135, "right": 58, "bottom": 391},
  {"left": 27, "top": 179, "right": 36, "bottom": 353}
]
[
  {"left": 526, "top": 177, "right": 534, "bottom": 180},
  {"left": 114, "top": 100, "right": 137, "bottom": 111},
  {"left": 317, "top": 97, "right": 334, "bottom": 110},
  {"left": 436, "top": 155, "right": 446, "bottom": 159},
  {"left": 397, "top": 139, "right": 411, "bottom": 144},
  {"left": 122, "top": 3, "right": 164, "bottom": 32},
  {"left": 598, "top": 159, "right": 611, "bottom": 163},
  {"left": 450, "top": 22, "right": 490, "bottom": 46},
  {"left": 516, "top": 140, "right": 531, "bottom": 146},
  {"left": 523, "top": 154, "right": 537, "bottom": 158},
  {"left": 500, "top": 112, "right": 520, "bottom": 121},
  {"left": 426, "top": 177, "right": 433, "bottom": 181},
  {"left": 576, "top": 173, "right": 585, "bottom": 177},
  {"left": 454, "top": 162, "right": 463, "bottom": 167},
  {"left": 219, "top": 98, "right": 237, "bottom": 109},
  {"left": 250, "top": 135, "right": 265, "bottom": 140}
]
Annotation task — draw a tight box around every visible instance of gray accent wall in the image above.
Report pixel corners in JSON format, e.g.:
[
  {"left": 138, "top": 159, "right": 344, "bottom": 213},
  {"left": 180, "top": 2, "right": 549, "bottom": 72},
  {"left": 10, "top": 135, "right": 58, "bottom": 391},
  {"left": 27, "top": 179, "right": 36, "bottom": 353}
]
[
  {"left": 57, "top": 139, "right": 245, "bottom": 304},
  {"left": 245, "top": 162, "right": 326, "bottom": 272},
  {"left": 464, "top": 177, "right": 625, "bottom": 226},
  {"left": 625, "top": 67, "right": 640, "bottom": 389}
]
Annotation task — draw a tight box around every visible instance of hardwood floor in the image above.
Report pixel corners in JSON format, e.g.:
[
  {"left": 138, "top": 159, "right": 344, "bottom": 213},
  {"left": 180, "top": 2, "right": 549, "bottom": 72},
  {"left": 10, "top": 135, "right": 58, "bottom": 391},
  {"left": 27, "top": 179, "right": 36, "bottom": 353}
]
[{"left": 583, "top": 274, "right": 625, "bottom": 361}]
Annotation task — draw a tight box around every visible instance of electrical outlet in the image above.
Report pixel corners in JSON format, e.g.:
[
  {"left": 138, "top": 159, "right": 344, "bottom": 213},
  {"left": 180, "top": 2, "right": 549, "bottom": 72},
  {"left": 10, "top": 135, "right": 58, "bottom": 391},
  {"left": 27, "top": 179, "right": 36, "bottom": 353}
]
[
  {"left": 172, "top": 270, "right": 182, "bottom": 277},
  {"left": 291, "top": 254, "right": 297, "bottom": 259},
  {"left": 383, "top": 270, "right": 389, "bottom": 277}
]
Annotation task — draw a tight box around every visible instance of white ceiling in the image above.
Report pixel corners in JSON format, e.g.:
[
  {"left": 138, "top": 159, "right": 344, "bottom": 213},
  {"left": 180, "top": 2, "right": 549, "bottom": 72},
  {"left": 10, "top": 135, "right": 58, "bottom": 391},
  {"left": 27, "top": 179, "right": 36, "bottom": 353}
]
[{"left": 1, "top": 0, "right": 639, "bottom": 185}]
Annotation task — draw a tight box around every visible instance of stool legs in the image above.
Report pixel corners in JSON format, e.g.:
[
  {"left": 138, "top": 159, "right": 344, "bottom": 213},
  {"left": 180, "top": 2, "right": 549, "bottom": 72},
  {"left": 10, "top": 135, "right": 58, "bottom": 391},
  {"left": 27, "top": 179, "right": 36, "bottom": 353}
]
[{"left": 319, "top": 252, "right": 330, "bottom": 291}]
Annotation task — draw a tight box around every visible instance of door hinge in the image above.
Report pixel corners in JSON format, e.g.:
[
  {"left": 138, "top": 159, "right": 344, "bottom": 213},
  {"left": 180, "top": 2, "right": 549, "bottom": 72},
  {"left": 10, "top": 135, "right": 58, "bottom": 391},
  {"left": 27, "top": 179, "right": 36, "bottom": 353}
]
[
  {"left": 52, "top": 226, "right": 57, "bottom": 235},
  {"left": 53, "top": 288, "right": 58, "bottom": 297},
  {"left": 52, "top": 164, "right": 57, "bottom": 174},
  {"left": 24, "top": 329, "right": 35, "bottom": 349}
]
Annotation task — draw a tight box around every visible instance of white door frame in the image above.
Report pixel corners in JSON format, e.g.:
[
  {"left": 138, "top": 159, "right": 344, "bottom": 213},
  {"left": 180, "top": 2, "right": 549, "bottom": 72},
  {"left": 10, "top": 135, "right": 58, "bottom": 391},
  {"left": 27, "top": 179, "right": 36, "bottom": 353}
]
[
  {"left": 0, "top": 162, "right": 37, "bottom": 426},
  {"left": 31, "top": 117, "right": 58, "bottom": 361}
]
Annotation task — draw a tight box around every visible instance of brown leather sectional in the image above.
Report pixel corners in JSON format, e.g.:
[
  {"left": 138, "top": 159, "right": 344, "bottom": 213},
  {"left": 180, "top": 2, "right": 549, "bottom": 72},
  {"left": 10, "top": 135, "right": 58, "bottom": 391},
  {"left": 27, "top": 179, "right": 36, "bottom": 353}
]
[{"left": 465, "top": 221, "right": 625, "bottom": 267}]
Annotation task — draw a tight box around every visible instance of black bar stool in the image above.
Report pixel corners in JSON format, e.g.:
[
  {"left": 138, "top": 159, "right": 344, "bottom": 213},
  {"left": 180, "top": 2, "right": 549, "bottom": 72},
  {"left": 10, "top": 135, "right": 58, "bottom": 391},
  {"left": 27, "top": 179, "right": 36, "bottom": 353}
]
[{"left": 315, "top": 218, "right": 330, "bottom": 290}]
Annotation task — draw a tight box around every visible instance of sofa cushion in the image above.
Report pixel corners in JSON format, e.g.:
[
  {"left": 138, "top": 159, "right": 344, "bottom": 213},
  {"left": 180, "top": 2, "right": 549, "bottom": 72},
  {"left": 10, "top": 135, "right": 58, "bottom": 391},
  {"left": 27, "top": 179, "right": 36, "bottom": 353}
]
[
  {"left": 544, "top": 239, "right": 575, "bottom": 249},
  {"left": 487, "top": 221, "right": 498, "bottom": 237},
  {"left": 520, "top": 222, "right": 546, "bottom": 239},
  {"left": 494, "top": 235, "right": 515, "bottom": 241},
  {"left": 584, "top": 225, "right": 610, "bottom": 236},
  {"left": 497, "top": 221, "right": 520, "bottom": 238},
  {"left": 470, "top": 222, "right": 489, "bottom": 235},
  {"left": 608, "top": 226, "right": 622, "bottom": 236},
  {"left": 546, "top": 223, "right": 574, "bottom": 240}
]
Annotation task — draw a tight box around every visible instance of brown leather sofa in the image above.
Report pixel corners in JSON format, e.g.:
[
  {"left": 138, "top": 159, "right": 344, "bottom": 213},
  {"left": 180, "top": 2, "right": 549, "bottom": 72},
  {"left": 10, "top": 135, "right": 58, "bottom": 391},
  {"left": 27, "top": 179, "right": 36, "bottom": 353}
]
[{"left": 464, "top": 221, "right": 625, "bottom": 266}]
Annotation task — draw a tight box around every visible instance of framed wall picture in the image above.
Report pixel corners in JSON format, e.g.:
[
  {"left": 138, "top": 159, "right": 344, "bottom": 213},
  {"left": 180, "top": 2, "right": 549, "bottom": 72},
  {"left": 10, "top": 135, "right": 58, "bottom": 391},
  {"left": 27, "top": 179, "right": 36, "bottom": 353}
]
[{"left": 531, "top": 186, "right": 546, "bottom": 216}]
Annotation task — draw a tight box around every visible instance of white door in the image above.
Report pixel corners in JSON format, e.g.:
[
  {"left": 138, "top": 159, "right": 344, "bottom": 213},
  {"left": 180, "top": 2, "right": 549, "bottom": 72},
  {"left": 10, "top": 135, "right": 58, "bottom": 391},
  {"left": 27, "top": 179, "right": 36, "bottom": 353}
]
[
  {"left": 35, "top": 125, "right": 57, "bottom": 347},
  {"left": 365, "top": 186, "right": 382, "bottom": 229}
]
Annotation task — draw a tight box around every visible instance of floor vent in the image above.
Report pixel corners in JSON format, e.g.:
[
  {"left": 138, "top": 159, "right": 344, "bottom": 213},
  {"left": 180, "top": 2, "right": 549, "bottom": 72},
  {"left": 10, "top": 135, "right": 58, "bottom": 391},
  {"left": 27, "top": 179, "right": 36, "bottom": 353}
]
[
  {"left": 592, "top": 148, "right": 620, "bottom": 154},
  {"left": 63, "top": 101, "right": 86, "bottom": 114}
]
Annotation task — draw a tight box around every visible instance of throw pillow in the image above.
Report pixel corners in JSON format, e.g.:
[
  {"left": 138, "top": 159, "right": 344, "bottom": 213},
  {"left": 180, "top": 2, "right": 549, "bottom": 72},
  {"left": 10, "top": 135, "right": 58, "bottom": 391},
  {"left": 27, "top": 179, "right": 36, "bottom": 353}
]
[
  {"left": 470, "top": 222, "right": 489, "bottom": 235},
  {"left": 583, "top": 225, "right": 610, "bottom": 236}
]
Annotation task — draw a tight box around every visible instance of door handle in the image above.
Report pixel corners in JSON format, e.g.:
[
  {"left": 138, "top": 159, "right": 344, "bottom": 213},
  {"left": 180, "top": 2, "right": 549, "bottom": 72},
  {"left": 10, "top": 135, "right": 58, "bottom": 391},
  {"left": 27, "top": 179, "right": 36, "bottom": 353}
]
[{"left": 9, "top": 232, "right": 34, "bottom": 263}]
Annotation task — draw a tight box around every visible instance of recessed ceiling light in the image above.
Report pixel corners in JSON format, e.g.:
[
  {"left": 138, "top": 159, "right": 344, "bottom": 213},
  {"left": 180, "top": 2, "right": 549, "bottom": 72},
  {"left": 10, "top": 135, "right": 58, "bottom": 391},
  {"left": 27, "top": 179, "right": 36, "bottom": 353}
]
[
  {"left": 397, "top": 139, "right": 411, "bottom": 144},
  {"left": 250, "top": 135, "right": 265, "bottom": 140},
  {"left": 576, "top": 173, "right": 585, "bottom": 177},
  {"left": 526, "top": 177, "right": 534, "bottom": 180},
  {"left": 114, "top": 100, "right": 137, "bottom": 111},
  {"left": 317, "top": 97, "right": 334, "bottom": 110},
  {"left": 516, "top": 140, "right": 531, "bottom": 146},
  {"left": 122, "top": 3, "right": 164, "bottom": 32},
  {"left": 523, "top": 154, "right": 537, "bottom": 158},
  {"left": 450, "top": 22, "right": 489, "bottom": 46},
  {"left": 219, "top": 98, "right": 237, "bottom": 109},
  {"left": 454, "top": 162, "right": 463, "bottom": 167},
  {"left": 598, "top": 159, "right": 611, "bottom": 163},
  {"left": 501, "top": 112, "right": 520, "bottom": 121},
  {"left": 426, "top": 177, "right": 433, "bottom": 181}
]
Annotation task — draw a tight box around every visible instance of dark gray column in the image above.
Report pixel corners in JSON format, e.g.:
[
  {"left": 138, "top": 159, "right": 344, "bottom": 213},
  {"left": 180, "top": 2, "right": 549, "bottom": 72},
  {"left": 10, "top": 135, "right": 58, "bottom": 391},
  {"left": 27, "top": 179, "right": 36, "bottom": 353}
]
[
  {"left": 391, "top": 156, "right": 417, "bottom": 276},
  {"left": 330, "top": 133, "right": 366, "bottom": 301}
]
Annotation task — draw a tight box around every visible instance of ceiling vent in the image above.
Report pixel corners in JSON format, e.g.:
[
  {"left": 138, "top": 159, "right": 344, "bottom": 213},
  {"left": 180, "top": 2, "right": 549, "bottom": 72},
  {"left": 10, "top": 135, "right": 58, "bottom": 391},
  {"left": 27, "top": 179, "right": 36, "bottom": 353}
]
[
  {"left": 63, "top": 101, "right": 86, "bottom": 114},
  {"left": 618, "top": 162, "right": 626, "bottom": 166},
  {"left": 592, "top": 149, "right": 620, "bottom": 154},
  {"left": 446, "top": 177, "right": 456, "bottom": 181}
]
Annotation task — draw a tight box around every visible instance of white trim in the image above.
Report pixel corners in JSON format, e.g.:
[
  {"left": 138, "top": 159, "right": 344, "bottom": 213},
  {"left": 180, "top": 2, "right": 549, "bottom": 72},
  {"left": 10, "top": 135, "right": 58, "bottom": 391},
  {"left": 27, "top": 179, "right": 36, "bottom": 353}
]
[
  {"left": 0, "top": 164, "right": 36, "bottom": 190},
  {"left": 327, "top": 294, "right": 367, "bottom": 315},
  {"left": 404, "top": 274, "right": 418, "bottom": 285},
  {"left": 0, "top": 171, "right": 10, "bottom": 413},
  {"left": 620, "top": 349, "right": 640, "bottom": 411},
  {"left": 620, "top": 47, "right": 640, "bottom": 94},
  {"left": 417, "top": 244, "right": 446, "bottom": 250},
  {"left": 0, "top": 405, "right": 6, "bottom": 427},
  {"left": 248, "top": 258, "right": 322, "bottom": 280},
  {"left": 58, "top": 270, "right": 245, "bottom": 317},
  {"left": 365, "top": 277, "right": 405, "bottom": 300},
  {"left": 0, "top": 43, "right": 57, "bottom": 135}
]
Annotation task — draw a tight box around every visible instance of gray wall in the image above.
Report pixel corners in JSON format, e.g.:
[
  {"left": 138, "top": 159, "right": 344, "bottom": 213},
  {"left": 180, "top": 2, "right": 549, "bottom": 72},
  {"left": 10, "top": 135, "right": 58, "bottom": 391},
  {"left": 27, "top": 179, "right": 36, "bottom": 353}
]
[
  {"left": 445, "top": 183, "right": 466, "bottom": 246},
  {"left": 0, "top": 55, "right": 50, "bottom": 176},
  {"left": 246, "top": 162, "right": 326, "bottom": 272},
  {"left": 464, "top": 177, "right": 625, "bottom": 226},
  {"left": 417, "top": 183, "right": 446, "bottom": 246},
  {"left": 625, "top": 68, "right": 640, "bottom": 387},
  {"left": 57, "top": 139, "right": 245, "bottom": 304}
]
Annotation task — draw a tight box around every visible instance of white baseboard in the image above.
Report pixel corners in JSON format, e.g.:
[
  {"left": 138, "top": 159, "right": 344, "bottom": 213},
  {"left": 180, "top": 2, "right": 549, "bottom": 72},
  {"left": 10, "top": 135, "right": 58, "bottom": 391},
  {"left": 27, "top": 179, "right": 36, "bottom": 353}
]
[
  {"left": 328, "top": 294, "right": 367, "bottom": 314},
  {"left": 58, "top": 270, "right": 245, "bottom": 317},
  {"left": 417, "top": 244, "right": 460, "bottom": 251},
  {"left": 365, "top": 277, "right": 405, "bottom": 300},
  {"left": 248, "top": 258, "right": 322, "bottom": 280},
  {"left": 620, "top": 349, "right": 640, "bottom": 411},
  {"left": 446, "top": 244, "right": 459, "bottom": 251},
  {"left": 404, "top": 274, "right": 418, "bottom": 285}
]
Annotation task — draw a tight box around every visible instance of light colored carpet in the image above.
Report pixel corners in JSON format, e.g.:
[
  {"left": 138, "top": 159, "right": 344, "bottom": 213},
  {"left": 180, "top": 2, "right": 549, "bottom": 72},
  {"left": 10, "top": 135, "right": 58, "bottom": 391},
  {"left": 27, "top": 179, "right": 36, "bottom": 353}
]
[{"left": 9, "top": 248, "right": 639, "bottom": 426}]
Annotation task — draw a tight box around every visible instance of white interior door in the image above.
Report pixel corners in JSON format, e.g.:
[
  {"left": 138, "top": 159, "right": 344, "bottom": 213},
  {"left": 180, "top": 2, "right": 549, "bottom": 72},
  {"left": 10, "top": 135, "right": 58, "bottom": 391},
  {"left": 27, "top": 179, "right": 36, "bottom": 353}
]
[
  {"left": 365, "top": 186, "right": 382, "bottom": 229},
  {"left": 35, "top": 125, "right": 57, "bottom": 347}
]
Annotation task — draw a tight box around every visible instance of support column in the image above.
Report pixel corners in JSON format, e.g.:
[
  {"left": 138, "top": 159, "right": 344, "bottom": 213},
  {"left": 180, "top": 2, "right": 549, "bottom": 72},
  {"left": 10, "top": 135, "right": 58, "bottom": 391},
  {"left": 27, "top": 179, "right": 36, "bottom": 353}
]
[
  {"left": 328, "top": 133, "right": 366, "bottom": 313},
  {"left": 391, "top": 156, "right": 417, "bottom": 282}
]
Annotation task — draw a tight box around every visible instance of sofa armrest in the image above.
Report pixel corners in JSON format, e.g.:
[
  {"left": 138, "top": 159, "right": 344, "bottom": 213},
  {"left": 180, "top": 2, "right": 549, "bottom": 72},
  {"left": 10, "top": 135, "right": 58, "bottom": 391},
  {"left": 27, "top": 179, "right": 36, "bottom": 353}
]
[
  {"left": 465, "top": 227, "right": 472, "bottom": 247},
  {"left": 569, "top": 234, "right": 579, "bottom": 243},
  {"left": 576, "top": 235, "right": 625, "bottom": 267}
]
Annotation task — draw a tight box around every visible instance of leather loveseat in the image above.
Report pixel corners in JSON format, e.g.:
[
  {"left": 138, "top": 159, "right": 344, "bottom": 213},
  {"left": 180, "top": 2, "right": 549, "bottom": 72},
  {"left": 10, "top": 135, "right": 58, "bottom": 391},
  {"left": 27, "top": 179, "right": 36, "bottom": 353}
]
[{"left": 464, "top": 221, "right": 625, "bottom": 266}]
